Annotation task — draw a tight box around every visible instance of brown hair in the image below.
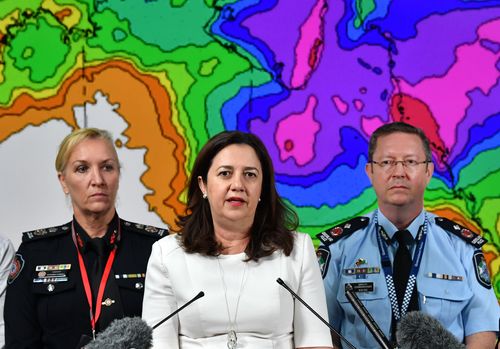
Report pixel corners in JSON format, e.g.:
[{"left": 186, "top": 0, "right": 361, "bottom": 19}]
[
  {"left": 368, "top": 122, "right": 432, "bottom": 162},
  {"left": 178, "top": 131, "right": 297, "bottom": 261},
  {"left": 55, "top": 128, "right": 119, "bottom": 173}
]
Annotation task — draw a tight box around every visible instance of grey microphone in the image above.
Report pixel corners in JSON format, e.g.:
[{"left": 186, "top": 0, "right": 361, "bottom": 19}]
[
  {"left": 396, "top": 311, "right": 466, "bottom": 349},
  {"left": 276, "top": 278, "right": 357, "bottom": 349},
  {"left": 84, "top": 317, "right": 152, "bottom": 349}
]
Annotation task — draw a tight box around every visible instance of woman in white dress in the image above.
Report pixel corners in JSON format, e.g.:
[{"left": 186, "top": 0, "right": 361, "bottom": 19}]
[{"left": 142, "top": 131, "right": 333, "bottom": 349}]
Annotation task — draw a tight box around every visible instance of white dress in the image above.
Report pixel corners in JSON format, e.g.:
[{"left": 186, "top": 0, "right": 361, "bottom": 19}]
[{"left": 142, "top": 232, "right": 333, "bottom": 349}]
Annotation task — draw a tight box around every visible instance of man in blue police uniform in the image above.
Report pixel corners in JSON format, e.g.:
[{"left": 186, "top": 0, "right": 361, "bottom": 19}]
[{"left": 317, "top": 122, "right": 499, "bottom": 349}]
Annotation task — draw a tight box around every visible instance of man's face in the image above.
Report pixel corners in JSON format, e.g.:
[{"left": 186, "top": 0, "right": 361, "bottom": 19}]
[{"left": 365, "top": 132, "right": 434, "bottom": 211}]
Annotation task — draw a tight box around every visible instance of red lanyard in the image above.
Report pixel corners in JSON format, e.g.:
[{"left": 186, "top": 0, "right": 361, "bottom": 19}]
[{"left": 71, "top": 221, "right": 118, "bottom": 339}]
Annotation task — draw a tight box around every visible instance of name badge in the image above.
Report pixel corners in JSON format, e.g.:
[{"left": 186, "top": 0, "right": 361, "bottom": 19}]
[{"left": 345, "top": 282, "right": 374, "bottom": 293}]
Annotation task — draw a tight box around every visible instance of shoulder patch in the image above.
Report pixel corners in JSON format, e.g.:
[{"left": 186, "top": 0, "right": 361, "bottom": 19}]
[
  {"left": 434, "top": 217, "right": 486, "bottom": 248},
  {"left": 121, "top": 219, "right": 169, "bottom": 238},
  {"left": 473, "top": 251, "right": 491, "bottom": 289},
  {"left": 316, "top": 246, "right": 331, "bottom": 279},
  {"left": 316, "top": 216, "right": 369, "bottom": 246},
  {"left": 8, "top": 253, "right": 24, "bottom": 284},
  {"left": 22, "top": 223, "right": 71, "bottom": 243}
]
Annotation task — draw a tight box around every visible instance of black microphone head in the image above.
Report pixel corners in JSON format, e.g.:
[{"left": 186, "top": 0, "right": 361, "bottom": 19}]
[
  {"left": 276, "top": 278, "right": 285, "bottom": 286},
  {"left": 397, "top": 311, "right": 465, "bottom": 349},
  {"left": 196, "top": 291, "right": 205, "bottom": 299},
  {"left": 85, "top": 317, "right": 152, "bottom": 349}
]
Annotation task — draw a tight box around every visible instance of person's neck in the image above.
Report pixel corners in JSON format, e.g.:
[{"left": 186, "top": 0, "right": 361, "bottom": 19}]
[
  {"left": 379, "top": 204, "right": 423, "bottom": 231},
  {"left": 214, "top": 225, "right": 251, "bottom": 255},
  {"left": 74, "top": 209, "right": 115, "bottom": 238}
]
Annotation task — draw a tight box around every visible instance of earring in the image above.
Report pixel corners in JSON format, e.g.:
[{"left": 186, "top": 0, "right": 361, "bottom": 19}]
[
  {"left": 203, "top": 193, "right": 208, "bottom": 199},
  {"left": 258, "top": 198, "right": 261, "bottom": 202}
]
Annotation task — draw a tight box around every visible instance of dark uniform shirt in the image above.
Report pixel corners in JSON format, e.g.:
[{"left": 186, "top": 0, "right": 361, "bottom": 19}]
[{"left": 5, "top": 214, "right": 167, "bottom": 349}]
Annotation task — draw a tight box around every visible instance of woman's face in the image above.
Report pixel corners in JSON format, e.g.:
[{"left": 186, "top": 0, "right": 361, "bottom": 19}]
[
  {"left": 198, "top": 144, "right": 263, "bottom": 234},
  {"left": 58, "top": 138, "right": 120, "bottom": 218}
]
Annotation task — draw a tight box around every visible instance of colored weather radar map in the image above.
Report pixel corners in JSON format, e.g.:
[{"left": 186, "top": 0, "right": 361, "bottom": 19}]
[{"left": 0, "top": 0, "right": 499, "bottom": 299}]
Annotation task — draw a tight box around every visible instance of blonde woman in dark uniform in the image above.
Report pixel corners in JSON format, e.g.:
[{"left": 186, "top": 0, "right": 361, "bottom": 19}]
[{"left": 5, "top": 128, "right": 167, "bottom": 348}]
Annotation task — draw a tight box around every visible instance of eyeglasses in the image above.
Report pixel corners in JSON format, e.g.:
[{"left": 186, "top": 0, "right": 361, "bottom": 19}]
[{"left": 370, "top": 159, "right": 431, "bottom": 171}]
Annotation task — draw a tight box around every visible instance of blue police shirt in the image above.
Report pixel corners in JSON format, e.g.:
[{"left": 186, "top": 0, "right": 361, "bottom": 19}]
[{"left": 318, "top": 209, "right": 499, "bottom": 349}]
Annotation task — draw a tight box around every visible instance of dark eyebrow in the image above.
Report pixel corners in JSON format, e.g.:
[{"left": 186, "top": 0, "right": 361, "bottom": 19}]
[{"left": 216, "top": 166, "right": 260, "bottom": 173}]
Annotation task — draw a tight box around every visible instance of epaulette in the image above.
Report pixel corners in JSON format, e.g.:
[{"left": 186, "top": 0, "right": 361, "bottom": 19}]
[
  {"left": 121, "top": 219, "right": 169, "bottom": 238},
  {"left": 22, "top": 222, "right": 71, "bottom": 243},
  {"left": 316, "top": 216, "right": 369, "bottom": 246},
  {"left": 435, "top": 216, "right": 486, "bottom": 248}
]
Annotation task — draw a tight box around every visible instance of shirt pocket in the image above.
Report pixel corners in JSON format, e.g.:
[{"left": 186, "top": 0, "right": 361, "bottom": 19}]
[
  {"left": 115, "top": 277, "right": 145, "bottom": 315},
  {"left": 418, "top": 276, "right": 472, "bottom": 322},
  {"left": 337, "top": 274, "right": 391, "bottom": 348},
  {"left": 32, "top": 279, "right": 76, "bottom": 333}
]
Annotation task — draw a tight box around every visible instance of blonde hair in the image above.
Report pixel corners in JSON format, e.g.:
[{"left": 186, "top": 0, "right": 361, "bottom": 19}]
[{"left": 55, "top": 128, "right": 118, "bottom": 173}]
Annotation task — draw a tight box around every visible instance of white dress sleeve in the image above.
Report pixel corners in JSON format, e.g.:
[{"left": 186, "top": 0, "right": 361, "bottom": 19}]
[
  {"left": 0, "top": 237, "right": 15, "bottom": 348},
  {"left": 142, "top": 240, "right": 180, "bottom": 349},
  {"left": 293, "top": 233, "right": 333, "bottom": 348}
]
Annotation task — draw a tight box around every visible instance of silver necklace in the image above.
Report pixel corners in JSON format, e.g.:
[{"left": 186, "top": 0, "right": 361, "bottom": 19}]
[{"left": 217, "top": 256, "right": 248, "bottom": 349}]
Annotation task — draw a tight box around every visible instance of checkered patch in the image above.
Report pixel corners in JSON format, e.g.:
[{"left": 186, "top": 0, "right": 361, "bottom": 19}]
[
  {"left": 401, "top": 274, "right": 417, "bottom": 315},
  {"left": 386, "top": 275, "right": 399, "bottom": 320}
]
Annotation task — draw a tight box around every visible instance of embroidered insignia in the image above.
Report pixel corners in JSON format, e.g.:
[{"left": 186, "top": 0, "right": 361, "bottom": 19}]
[
  {"left": 435, "top": 217, "right": 486, "bottom": 248},
  {"left": 331, "top": 227, "right": 343, "bottom": 236},
  {"left": 316, "top": 216, "right": 369, "bottom": 246},
  {"left": 8, "top": 254, "right": 24, "bottom": 284},
  {"left": 316, "top": 246, "right": 331, "bottom": 279},
  {"left": 121, "top": 219, "right": 168, "bottom": 238},
  {"left": 22, "top": 223, "right": 71, "bottom": 242},
  {"left": 32, "top": 229, "right": 48, "bottom": 236},
  {"left": 355, "top": 258, "right": 367, "bottom": 267},
  {"left": 145, "top": 225, "right": 158, "bottom": 233},
  {"left": 473, "top": 251, "right": 491, "bottom": 289},
  {"left": 461, "top": 228, "right": 474, "bottom": 239}
]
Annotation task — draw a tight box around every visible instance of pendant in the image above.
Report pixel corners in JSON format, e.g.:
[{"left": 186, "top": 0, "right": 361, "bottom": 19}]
[{"left": 227, "top": 329, "right": 237, "bottom": 349}]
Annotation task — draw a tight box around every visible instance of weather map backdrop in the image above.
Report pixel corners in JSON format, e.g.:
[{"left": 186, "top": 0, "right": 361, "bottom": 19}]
[{"left": 0, "top": 0, "right": 499, "bottom": 299}]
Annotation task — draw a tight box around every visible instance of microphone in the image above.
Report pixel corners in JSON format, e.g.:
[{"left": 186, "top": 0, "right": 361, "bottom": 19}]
[
  {"left": 276, "top": 278, "right": 357, "bottom": 349},
  {"left": 344, "top": 283, "right": 394, "bottom": 349},
  {"left": 152, "top": 291, "right": 205, "bottom": 329},
  {"left": 84, "top": 291, "right": 205, "bottom": 348},
  {"left": 84, "top": 317, "right": 152, "bottom": 349},
  {"left": 396, "top": 311, "right": 465, "bottom": 349}
]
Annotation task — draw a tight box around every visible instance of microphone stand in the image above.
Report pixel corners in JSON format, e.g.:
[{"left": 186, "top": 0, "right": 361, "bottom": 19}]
[
  {"left": 344, "top": 283, "right": 395, "bottom": 349},
  {"left": 152, "top": 291, "right": 205, "bottom": 330},
  {"left": 276, "top": 278, "right": 357, "bottom": 349}
]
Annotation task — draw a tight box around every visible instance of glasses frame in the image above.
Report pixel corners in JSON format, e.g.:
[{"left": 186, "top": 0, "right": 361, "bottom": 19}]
[{"left": 369, "top": 159, "right": 432, "bottom": 171}]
